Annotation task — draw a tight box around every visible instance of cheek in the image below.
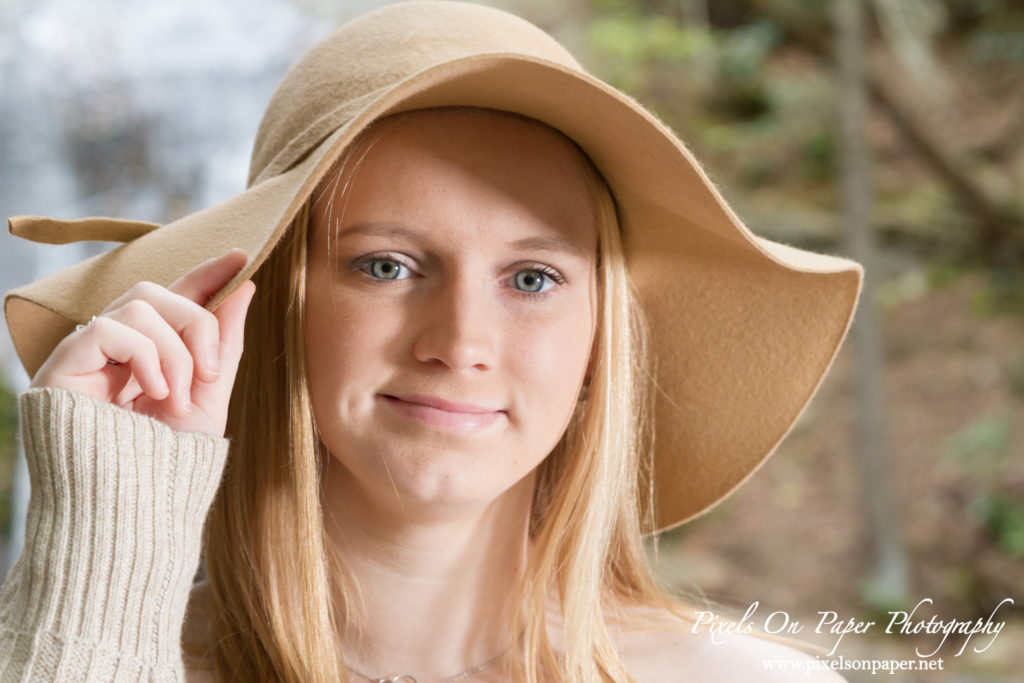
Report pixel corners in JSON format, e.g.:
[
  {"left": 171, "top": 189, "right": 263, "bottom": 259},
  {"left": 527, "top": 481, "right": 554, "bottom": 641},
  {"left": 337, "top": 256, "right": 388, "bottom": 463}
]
[
  {"left": 307, "top": 294, "right": 356, "bottom": 388},
  {"left": 506, "top": 303, "right": 595, "bottom": 435},
  {"left": 304, "top": 285, "right": 402, "bottom": 419}
]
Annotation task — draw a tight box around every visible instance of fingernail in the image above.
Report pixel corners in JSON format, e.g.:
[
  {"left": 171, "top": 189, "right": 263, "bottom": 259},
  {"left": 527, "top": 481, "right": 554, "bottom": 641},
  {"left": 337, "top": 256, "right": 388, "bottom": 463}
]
[{"left": 204, "top": 349, "right": 221, "bottom": 376}]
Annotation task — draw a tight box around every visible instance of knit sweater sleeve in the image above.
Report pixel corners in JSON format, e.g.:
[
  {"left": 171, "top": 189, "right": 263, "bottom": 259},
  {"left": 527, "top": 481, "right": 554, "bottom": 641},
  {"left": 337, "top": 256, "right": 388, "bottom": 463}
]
[{"left": 0, "top": 387, "right": 229, "bottom": 681}]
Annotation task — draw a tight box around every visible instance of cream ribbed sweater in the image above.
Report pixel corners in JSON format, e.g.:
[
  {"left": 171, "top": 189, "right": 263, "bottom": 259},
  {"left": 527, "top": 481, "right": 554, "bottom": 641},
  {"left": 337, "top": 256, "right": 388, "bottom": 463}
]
[{"left": 0, "top": 388, "right": 229, "bottom": 681}]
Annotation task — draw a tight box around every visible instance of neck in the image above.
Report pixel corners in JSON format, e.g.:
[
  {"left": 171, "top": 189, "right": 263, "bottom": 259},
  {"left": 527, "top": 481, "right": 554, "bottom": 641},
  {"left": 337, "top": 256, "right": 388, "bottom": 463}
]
[{"left": 321, "top": 456, "right": 534, "bottom": 680}]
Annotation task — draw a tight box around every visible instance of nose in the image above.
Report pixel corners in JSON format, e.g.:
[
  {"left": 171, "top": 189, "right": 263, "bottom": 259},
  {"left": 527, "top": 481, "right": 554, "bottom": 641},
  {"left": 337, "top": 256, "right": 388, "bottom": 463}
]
[{"left": 412, "top": 272, "right": 497, "bottom": 372}]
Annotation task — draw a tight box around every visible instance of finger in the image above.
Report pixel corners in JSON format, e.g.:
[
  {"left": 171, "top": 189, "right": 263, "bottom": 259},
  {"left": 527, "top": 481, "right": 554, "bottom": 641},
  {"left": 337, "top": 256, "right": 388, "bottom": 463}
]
[
  {"left": 112, "top": 372, "right": 144, "bottom": 407},
  {"left": 108, "top": 281, "right": 222, "bottom": 384},
  {"left": 106, "top": 299, "right": 198, "bottom": 415},
  {"left": 99, "top": 251, "right": 247, "bottom": 380},
  {"left": 212, "top": 279, "right": 256, "bottom": 376},
  {"left": 73, "top": 317, "right": 170, "bottom": 401},
  {"left": 168, "top": 248, "right": 249, "bottom": 306}
]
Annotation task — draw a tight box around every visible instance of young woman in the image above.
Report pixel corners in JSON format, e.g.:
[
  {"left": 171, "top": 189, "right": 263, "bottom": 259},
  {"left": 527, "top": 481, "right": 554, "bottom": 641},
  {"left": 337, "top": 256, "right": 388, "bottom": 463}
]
[{"left": 1, "top": 2, "right": 861, "bottom": 681}]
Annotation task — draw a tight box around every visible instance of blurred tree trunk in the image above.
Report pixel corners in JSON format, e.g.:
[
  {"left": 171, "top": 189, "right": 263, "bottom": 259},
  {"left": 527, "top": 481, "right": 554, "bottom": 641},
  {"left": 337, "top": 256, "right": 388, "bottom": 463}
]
[
  {"left": 749, "top": 0, "right": 1024, "bottom": 265},
  {"left": 835, "top": 0, "right": 911, "bottom": 608}
]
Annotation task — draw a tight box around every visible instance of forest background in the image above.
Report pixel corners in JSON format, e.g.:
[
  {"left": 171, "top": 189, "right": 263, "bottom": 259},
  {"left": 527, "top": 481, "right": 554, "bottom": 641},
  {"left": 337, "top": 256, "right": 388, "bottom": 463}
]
[{"left": 0, "top": 0, "right": 1021, "bottom": 680}]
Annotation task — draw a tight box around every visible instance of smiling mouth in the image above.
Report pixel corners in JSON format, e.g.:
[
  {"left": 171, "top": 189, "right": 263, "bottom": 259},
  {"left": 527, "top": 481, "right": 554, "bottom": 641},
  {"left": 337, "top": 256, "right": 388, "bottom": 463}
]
[{"left": 379, "top": 394, "right": 505, "bottom": 433}]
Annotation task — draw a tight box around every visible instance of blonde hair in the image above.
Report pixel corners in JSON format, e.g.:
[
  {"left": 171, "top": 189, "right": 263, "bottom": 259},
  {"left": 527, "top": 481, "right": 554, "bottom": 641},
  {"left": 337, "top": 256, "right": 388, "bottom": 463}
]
[{"left": 201, "top": 107, "right": 688, "bottom": 681}]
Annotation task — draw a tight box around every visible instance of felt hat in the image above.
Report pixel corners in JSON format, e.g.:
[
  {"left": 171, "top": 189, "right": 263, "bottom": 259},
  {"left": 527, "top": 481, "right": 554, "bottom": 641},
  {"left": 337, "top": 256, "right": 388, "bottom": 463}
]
[{"left": 4, "top": 0, "right": 862, "bottom": 531}]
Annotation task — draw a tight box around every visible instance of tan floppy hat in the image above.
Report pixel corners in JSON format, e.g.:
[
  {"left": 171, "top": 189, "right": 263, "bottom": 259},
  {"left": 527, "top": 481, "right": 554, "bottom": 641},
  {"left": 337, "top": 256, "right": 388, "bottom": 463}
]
[{"left": 4, "top": 0, "right": 861, "bottom": 531}]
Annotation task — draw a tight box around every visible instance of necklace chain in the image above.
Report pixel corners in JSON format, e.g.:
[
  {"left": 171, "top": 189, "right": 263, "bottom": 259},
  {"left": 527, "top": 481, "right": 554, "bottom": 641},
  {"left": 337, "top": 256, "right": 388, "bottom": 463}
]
[{"left": 347, "top": 649, "right": 506, "bottom": 683}]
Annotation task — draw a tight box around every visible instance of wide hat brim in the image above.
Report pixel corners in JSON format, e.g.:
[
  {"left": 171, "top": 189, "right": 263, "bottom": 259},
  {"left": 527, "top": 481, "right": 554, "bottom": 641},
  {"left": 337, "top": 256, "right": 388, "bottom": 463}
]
[{"left": 5, "top": 42, "right": 861, "bottom": 533}]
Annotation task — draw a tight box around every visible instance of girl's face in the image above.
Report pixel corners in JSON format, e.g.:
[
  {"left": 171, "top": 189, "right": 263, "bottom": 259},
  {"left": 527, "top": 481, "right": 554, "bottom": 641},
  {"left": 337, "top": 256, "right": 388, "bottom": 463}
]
[{"left": 305, "top": 109, "right": 598, "bottom": 512}]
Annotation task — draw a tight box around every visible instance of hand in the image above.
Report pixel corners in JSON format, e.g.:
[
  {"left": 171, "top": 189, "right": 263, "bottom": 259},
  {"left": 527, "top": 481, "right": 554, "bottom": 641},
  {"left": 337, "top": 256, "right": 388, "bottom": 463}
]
[{"left": 29, "top": 249, "right": 256, "bottom": 437}]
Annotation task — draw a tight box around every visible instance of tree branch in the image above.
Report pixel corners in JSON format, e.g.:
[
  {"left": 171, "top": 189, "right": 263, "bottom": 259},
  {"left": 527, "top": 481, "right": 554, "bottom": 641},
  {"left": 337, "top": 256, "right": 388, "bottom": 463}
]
[{"left": 746, "top": 0, "right": 1024, "bottom": 264}]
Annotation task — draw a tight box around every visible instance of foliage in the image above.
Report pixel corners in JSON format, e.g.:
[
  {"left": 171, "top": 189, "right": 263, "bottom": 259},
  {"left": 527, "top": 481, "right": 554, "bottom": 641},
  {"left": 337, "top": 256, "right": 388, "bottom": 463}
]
[
  {"left": 584, "top": 0, "right": 1024, "bottom": 268},
  {"left": 585, "top": 13, "right": 713, "bottom": 92},
  {"left": 968, "top": 25, "right": 1024, "bottom": 65},
  {"left": 584, "top": 7, "right": 782, "bottom": 121},
  {"left": 1010, "top": 349, "right": 1024, "bottom": 397},
  {"left": 926, "top": 255, "right": 969, "bottom": 289},
  {"left": 943, "top": 414, "right": 1024, "bottom": 560},
  {"left": 973, "top": 493, "right": 1024, "bottom": 558},
  {"left": 583, "top": 0, "right": 852, "bottom": 244},
  {"left": 705, "top": 20, "right": 780, "bottom": 121},
  {"left": 0, "top": 375, "right": 17, "bottom": 538},
  {"left": 587, "top": 15, "right": 710, "bottom": 63},
  {"left": 589, "top": 0, "right": 642, "bottom": 16},
  {"left": 799, "top": 127, "right": 836, "bottom": 180},
  {"left": 969, "top": 267, "right": 1024, "bottom": 318},
  {"left": 943, "top": 413, "right": 1011, "bottom": 472}
]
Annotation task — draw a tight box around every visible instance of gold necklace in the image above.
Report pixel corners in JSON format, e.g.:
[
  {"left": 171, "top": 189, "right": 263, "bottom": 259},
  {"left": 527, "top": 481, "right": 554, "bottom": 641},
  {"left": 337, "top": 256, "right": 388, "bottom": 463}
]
[{"left": 347, "top": 649, "right": 506, "bottom": 683}]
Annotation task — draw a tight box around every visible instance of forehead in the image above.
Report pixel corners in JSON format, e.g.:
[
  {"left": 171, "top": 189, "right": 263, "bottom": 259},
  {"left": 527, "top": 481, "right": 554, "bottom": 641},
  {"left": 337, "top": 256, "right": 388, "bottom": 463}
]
[{"left": 310, "top": 108, "right": 599, "bottom": 249}]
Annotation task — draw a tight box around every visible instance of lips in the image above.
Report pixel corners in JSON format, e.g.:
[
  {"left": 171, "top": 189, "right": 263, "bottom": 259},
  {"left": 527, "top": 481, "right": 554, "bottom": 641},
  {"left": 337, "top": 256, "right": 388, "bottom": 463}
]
[{"left": 380, "top": 393, "right": 505, "bottom": 433}]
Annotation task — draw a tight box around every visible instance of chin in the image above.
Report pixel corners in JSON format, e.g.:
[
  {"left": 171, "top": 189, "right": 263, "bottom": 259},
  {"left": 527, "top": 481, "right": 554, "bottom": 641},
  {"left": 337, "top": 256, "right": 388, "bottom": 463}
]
[
  {"left": 388, "top": 448, "right": 521, "bottom": 504},
  {"left": 335, "top": 437, "right": 537, "bottom": 512}
]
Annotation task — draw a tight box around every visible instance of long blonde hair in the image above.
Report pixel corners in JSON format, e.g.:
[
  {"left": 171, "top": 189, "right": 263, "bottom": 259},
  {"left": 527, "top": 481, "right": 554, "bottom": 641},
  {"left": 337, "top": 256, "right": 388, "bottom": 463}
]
[{"left": 202, "top": 107, "right": 685, "bottom": 681}]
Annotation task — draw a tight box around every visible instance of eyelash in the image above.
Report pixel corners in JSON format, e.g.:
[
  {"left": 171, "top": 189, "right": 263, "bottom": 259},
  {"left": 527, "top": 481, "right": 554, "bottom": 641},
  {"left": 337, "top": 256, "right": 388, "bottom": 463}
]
[
  {"left": 348, "top": 252, "right": 566, "bottom": 299},
  {"left": 349, "top": 252, "right": 415, "bottom": 281},
  {"left": 509, "top": 263, "right": 564, "bottom": 301}
]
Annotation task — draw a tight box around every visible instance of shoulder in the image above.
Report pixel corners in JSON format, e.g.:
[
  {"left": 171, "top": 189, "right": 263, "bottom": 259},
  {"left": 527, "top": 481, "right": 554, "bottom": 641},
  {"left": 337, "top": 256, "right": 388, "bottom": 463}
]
[{"left": 612, "top": 609, "right": 845, "bottom": 683}]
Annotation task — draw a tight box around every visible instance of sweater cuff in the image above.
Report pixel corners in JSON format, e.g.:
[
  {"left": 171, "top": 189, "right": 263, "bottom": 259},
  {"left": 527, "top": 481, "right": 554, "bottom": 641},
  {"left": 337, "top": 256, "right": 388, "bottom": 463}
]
[{"left": 0, "top": 387, "right": 229, "bottom": 680}]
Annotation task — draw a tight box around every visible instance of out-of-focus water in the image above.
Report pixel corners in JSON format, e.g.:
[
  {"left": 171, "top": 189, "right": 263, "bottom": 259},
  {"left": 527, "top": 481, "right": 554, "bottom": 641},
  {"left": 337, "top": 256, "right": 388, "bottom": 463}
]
[{"left": 0, "top": 0, "right": 393, "bottom": 574}]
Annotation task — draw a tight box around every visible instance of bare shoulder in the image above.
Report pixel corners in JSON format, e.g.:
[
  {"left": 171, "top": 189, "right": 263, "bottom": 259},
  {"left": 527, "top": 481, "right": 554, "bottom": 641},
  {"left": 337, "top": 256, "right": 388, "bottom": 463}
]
[
  {"left": 182, "top": 579, "right": 218, "bottom": 679},
  {"left": 612, "top": 609, "right": 845, "bottom": 683}
]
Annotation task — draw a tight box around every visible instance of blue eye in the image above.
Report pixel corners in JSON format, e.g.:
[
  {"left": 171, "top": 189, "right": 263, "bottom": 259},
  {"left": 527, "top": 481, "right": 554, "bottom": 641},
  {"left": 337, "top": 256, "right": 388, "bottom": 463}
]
[
  {"left": 513, "top": 269, "right": 555, "bottom": 293},
  {"left": 364, "top": 258, "right": 409, "bottom": 280}
]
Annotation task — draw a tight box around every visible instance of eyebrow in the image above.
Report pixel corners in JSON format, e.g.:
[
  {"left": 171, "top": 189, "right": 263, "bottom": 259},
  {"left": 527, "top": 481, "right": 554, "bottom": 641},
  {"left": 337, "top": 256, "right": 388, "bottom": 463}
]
[
  {"left": 338, "top": 221, "right": 591, "bottom": 258},
  {"left": 507, "top": 235, "right": 590, "bottom": 258},
  {"left": 337, "top": 221, "right": 421, "bottom": 242}
]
